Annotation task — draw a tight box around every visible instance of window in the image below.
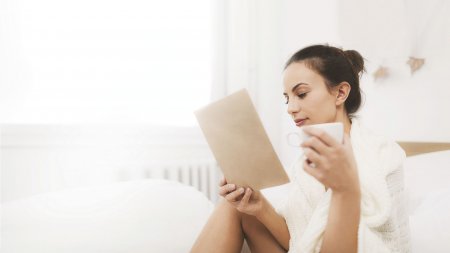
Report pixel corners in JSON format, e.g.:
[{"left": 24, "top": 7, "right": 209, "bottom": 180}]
[{"left": 0, "top": 0, "right": 212, "bottom": 126}]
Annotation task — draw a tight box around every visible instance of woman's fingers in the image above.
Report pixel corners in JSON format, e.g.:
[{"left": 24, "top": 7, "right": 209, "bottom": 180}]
[
  {"left": 225, "top": 187, "right": 245, "bottom": 202},
  {"left": 219, "top": 183, "right": 236, "bottom": 197},
  {"left": 302, "top": 127, "right": 340, "bottom": 147},
  {"left": 240, "top": 188, "right": 252, "bottom": 206},
  {"left": 301, "top": 136, "right": 331, "bottom": 155},
  {"left": 219, "top": 177, "right": 227, "bottom": 187},
  {"left": 303, "top": 159, "right": 323, "bottom": 183},
  {"left": 303, "top": 147, "right": 322, "bottom": 166}
]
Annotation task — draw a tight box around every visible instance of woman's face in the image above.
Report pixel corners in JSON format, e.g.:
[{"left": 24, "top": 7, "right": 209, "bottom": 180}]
[{"left": 283, "top": 61, "right": 339, "bottom": 127}]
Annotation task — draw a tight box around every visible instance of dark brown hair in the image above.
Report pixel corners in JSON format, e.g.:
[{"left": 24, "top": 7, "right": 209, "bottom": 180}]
[{"left": 285, "top": 44, "right": 365, "bottom": 119}]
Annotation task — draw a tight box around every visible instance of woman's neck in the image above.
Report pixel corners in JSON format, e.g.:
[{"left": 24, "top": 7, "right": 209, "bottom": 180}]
[
  {"left": 343, "top": 116, "right": 352, "bottom": 135},
  {"left": 335, "top": 112, "right": 352, "bottom": 135}
]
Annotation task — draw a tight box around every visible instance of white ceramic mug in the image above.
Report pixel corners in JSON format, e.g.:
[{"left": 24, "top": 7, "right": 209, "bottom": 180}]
[{"left": 287, "top": 122, "right": 344, "bottom": 147}]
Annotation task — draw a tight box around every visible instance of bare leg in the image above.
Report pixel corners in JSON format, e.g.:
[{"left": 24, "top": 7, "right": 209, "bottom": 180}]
[
  {"left": 241, "top": 213, "right": 287, "bottom": 253},
  {"left": 190, "top": 199, "right": 245, "bottom": 253},
  {"left": 190, "top": 199, "right": 287, "bottom": 253}
]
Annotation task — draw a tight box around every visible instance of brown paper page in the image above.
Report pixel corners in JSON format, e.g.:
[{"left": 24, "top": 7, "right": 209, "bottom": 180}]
[{"left": 194, "top": 88, "right": 289, "bottom": 190}]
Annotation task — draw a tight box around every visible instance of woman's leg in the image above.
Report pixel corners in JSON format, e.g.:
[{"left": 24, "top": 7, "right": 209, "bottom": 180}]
[
  {"left": 241, "top": 213, "right": 287, "bottom": 253},
  {"left": 190, "top": 199, "right": 287, "bottom": 253},
  {"left": 190, "top": 199, "right": 245, "bottom": 253}
]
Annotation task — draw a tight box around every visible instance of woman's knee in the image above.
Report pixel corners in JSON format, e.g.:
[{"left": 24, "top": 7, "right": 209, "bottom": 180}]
[
  {"left": 216, "top": 199, "right": 243, "bottom": 220},
  {"left": 216, "top": 200, "right": 270, "bottom": 237}
]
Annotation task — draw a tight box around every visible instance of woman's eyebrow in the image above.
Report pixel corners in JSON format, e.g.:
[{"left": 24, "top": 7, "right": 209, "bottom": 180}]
[{"left": 283, "top": 82, "right": 309, "bottom": 96}]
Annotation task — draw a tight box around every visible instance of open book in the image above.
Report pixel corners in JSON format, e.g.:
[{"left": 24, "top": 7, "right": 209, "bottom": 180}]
[{"left": 194, "top": 89, "right": 289, "bottom": 190}]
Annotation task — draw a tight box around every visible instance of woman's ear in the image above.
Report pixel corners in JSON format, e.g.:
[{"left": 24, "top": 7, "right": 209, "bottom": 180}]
[{"left": 335, "top": 82, "right": 351, "bottom": 106}]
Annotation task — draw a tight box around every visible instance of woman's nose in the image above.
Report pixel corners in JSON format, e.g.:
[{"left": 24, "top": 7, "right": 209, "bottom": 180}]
[{"left": 287, "top": 100, "right": 300, "bottom": 115}]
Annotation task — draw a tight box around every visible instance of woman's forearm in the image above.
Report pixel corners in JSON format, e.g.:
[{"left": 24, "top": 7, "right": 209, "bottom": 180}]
[
  {"left": 320, "top": 190, "right": 361, "bottom": 253},
  {"left": 255, "top": 200, "right": 290, "bottom": 251}
]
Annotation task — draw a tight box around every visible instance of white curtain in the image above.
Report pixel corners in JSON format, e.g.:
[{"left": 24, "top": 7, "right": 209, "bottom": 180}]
[{"left": 212, "top": 0, "right": 285, "bottom": 154}]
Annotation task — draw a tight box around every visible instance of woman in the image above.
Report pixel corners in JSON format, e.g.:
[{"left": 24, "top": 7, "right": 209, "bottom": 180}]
[{"left": 190, "top": 44, "right": 411, "bottom": 253}]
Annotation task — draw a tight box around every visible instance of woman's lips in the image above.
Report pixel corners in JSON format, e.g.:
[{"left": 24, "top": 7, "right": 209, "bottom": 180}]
[{"left": 295, "top": 118, "right": 307, "bottom": 127}]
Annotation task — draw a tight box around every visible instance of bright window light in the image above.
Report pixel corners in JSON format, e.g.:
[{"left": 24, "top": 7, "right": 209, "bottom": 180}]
[{"left": 0, "top": 0, "right": 212, "bottom": 126}]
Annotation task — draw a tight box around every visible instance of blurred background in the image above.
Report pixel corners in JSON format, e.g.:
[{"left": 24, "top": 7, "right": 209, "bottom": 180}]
[{"left": 0, "top": 1, "right": 449, "bottom": 250}]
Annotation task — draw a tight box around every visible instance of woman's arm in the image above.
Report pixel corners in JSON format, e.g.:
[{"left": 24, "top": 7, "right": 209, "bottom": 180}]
[
  {"left": 255, "top": 198, "right": 291, "bottom": 251},
  {"left": 320, "top": 189, "right": 361, "bottom": 253}
]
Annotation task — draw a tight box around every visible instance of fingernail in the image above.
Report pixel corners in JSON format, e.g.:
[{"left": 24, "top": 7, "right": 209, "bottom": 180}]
[{"left": 239, "top": 188, "right": 244, "bottom": 193}]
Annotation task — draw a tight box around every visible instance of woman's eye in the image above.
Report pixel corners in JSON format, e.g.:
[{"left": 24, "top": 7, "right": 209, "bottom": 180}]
[
  {"left": 284, "top": 93, "right": 307, "bottom": 104},
  {"left": 298, "top": 93, "right": 307, "bottom": 99}
]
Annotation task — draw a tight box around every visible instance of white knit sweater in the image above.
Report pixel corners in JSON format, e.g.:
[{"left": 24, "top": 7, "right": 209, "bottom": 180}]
[{"left": 276, "top": 119, "right": 411, "bottom": 253}]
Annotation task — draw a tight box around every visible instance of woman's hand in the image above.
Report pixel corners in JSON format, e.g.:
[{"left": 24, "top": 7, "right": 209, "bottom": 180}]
[
  {"left": 301, "top": 127, "right": 360, "bottom": 195},
  {"left": 218, "top": 177, "right": 267, "bottom": 217}
]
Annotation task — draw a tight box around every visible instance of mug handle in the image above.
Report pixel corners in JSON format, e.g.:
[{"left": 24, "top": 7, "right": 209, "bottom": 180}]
[{"left": 286, "top": 132, "right": 301, "bottom": 147}]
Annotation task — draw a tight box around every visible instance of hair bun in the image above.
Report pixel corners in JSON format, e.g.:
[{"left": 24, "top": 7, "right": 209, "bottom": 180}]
[{"left": 344, "top": 50, "right": 365, "bottom": 77}]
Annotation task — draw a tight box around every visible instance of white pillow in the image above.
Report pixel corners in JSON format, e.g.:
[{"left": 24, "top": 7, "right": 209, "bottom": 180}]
[
  {"left": 404, "top": 150, "right": 450, "bottom": 215},
  {"left": 1, "top": 179, "right": 214, "bottom": 253}
]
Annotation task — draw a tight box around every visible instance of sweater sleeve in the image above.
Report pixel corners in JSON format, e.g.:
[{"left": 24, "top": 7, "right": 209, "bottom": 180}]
[{"left": 273, "top": 153, "right": 303, "bottom": 217}]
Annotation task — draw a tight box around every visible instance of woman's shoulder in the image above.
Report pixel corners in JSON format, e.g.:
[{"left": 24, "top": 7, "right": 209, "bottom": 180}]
[
  {"left": 352, "top": 118, "right": 404, "bottom": 150},
  {"left": 352, "top": 118, "right": 406, "bottom": 173}
]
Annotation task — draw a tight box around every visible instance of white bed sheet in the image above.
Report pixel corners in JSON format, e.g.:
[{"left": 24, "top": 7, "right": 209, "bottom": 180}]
[{"left": 1, "top": 179, "right": 214, "bottom": 253}]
